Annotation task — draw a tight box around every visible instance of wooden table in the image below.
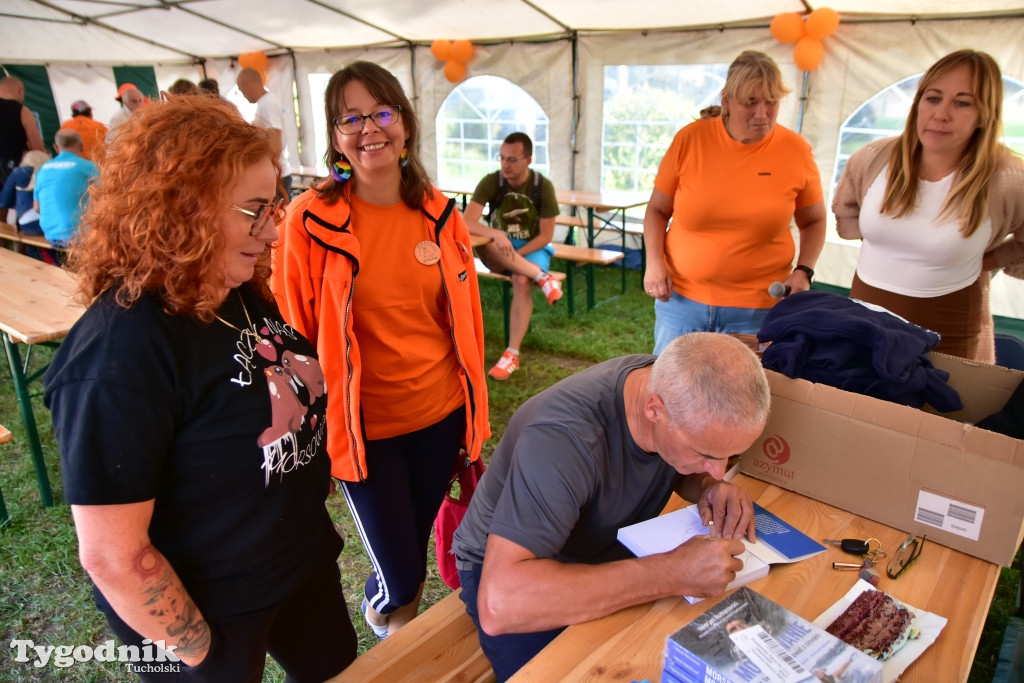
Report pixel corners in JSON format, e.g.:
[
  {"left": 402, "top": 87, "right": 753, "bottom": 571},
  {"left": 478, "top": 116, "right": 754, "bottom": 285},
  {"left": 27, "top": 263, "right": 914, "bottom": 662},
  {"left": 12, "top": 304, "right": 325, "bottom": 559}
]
[
  {"left": 0, "top": 248, "right": 82, "bottom": 507},
  {"left": 511, "top": 473, "right": 1000, "bottom": 683},
  {"left": 556, "top": 189, "right": 648, "bottom": 301}
]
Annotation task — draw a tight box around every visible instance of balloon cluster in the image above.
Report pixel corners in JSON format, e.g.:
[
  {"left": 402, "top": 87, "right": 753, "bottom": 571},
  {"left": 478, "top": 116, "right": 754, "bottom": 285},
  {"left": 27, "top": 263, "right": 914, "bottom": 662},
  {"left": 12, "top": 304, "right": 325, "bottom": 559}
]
[
  {"left": 431, "top": 39, "right": 475, "bottom": 83},
  {"left": 770, "top": 8, "right": 839, "bottom": 71},
  {"left": 238, "top": 51, "right": 268, "bottom": 82}
]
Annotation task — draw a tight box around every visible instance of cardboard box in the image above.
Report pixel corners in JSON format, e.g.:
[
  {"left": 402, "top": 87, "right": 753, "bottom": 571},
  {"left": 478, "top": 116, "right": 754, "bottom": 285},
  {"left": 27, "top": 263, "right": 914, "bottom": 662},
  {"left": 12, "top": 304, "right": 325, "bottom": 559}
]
[{"left": 738, "top": 353, "right": 1024, "bottom": 566}]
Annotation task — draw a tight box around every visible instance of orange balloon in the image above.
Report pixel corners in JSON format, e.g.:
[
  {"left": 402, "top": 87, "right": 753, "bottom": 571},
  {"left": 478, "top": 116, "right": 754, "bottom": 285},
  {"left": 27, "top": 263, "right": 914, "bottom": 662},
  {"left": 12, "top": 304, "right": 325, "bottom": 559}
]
[
  {"left": 431, "top": 39, "right": 452, "bottom": 62},
  {"left": 770, "top": 13, "right": 806, "bottom": 44},
  {"left": 451, "top": 39, "right": 474, "bottom": 63},
  {"left": 805, "top": 7, "right": 840, "bottom": 39},
  {"left": 444, "top": 60, "right": 467, "bottom": 83},
  {"left": 238, "top": 51, "right": 268, "bottom": 82},
  {"left": 793, "top": 37, "right": 825, "bottom": 71}
]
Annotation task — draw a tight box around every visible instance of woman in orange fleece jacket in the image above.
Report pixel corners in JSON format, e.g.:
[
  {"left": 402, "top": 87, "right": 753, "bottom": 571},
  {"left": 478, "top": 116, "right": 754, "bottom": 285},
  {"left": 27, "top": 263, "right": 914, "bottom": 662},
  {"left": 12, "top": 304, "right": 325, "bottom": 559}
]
[{"left": 271, "top": 61, "right": 490, "bottom": 640}]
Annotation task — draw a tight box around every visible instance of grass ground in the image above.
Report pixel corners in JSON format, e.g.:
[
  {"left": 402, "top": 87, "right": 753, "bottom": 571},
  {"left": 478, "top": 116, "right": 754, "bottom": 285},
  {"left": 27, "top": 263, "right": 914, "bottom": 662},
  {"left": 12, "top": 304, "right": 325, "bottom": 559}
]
[{"left": 0, "top": 263, "right": 1018, "bottom": 681}]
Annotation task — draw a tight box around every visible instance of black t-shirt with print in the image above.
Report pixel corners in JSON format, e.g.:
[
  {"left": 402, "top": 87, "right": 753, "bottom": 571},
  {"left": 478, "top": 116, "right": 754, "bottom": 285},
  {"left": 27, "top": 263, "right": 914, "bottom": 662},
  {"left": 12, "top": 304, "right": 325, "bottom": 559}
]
[{"left": 44, "top": 285, "right": 342, "bottom": 619}]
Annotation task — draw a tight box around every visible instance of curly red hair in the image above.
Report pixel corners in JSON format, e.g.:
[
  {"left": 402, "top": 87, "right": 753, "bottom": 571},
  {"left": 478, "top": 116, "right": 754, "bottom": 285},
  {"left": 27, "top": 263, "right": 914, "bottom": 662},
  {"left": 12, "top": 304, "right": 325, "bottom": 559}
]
[{"left": 69, "top": 95, "right": 281, "bottom": 321}]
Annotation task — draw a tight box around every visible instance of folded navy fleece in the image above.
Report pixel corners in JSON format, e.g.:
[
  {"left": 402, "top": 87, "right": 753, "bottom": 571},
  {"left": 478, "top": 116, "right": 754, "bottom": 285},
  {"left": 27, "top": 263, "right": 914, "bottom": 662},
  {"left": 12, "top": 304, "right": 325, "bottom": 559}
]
[{"left": 757, "top": 291, "right": 962, "bottom": 412}]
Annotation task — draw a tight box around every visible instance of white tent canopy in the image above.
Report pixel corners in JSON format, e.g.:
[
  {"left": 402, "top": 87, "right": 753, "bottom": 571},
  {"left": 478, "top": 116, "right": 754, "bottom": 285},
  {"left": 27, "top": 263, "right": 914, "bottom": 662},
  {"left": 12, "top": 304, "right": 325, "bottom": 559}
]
[
  {"left": 4, "top": 1, "right": 1024, "bottom": 63},
  {"left": 3, "top": 2, "right": 1024, "bottom": 317}
]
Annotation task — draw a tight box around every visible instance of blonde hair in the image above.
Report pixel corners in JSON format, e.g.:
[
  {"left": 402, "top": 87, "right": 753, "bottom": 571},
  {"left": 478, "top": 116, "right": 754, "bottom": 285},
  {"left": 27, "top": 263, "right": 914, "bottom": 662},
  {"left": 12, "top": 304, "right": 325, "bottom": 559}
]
[
  {"left": 17, "top": 150, "right": 51, "bottom": 191},
  {"left": 882, "top": 50, "right": 1005, "bottom": 237},
  {"left": 721, "top": 50, "right": 791, "bottom": 109}
]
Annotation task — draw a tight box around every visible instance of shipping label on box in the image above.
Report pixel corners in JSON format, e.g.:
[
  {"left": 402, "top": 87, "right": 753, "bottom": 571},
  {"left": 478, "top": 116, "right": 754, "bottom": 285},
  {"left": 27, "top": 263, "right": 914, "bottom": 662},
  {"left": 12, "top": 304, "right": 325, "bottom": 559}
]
[{"left": 738, "top": 355, "right": 1024, "bottom": 566}]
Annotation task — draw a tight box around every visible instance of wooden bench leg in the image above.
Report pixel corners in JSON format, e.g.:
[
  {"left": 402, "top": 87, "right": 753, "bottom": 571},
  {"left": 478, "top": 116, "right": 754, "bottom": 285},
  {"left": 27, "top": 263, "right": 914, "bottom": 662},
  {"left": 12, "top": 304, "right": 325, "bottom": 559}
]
[
  {"left": 2, "top": 333, "right": 53, "bottom": 507},
  {"left": 0, "top": 424, "right": 9, "bottom": 524},
  {"left": 586, "top": 262, "right": 596, "bottom": 310},
  {"left": 501, "top": 281, "right": 511, "bottom": 347},
  {"left": 565, "top": 262, "right": 576, "bottom": 317},
  {"left": 620, "top": 213, "right": 629, "bottom": 294}
]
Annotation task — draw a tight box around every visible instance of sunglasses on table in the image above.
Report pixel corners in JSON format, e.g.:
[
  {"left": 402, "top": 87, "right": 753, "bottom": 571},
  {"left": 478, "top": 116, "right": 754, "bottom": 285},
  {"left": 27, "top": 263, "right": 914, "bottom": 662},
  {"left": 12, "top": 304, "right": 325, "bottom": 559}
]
[{"left": 886, "top": 533, "right": 926, "bottom": 579}]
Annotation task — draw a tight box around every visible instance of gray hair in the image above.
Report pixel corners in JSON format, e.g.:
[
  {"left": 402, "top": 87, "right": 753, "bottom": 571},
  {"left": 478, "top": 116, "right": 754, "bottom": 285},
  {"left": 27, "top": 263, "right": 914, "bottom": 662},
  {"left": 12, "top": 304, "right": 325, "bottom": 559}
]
[
  {"left": 54, "top": 129, "right": 83, "bottom": 152},
  {"left": 648, "top": 332, "right": 770, "bottom": 434}
]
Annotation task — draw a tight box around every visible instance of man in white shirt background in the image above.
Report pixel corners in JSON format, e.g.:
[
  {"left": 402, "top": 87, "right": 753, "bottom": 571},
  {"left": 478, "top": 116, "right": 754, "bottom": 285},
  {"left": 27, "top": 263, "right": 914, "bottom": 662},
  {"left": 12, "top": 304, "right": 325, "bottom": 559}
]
[{"left": 236, "top": 68, "right": 292, "bottom": 197}]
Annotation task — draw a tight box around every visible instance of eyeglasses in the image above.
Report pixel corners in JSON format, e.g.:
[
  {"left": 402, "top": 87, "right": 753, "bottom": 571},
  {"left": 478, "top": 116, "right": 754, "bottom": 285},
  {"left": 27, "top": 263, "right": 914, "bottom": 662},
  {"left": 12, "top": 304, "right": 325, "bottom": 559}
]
[
  {"left": 886, "top": 533, "right": 926, "bottom": 579},
  {"left": 229, "top": 196, "right": 286, "bottom": 236},
  {"left": 332, "top": 105, "right": 402, "bottom": 135},
  {"left": 495, "top": 153, "right": 529, "bottom": 164}
]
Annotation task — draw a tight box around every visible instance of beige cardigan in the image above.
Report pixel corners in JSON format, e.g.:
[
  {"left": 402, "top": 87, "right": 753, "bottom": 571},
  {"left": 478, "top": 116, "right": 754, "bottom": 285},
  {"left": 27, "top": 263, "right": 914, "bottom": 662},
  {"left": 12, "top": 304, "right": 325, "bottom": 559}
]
[{"left": 832, "top": 137, "right": 1024, "bottom": 363}]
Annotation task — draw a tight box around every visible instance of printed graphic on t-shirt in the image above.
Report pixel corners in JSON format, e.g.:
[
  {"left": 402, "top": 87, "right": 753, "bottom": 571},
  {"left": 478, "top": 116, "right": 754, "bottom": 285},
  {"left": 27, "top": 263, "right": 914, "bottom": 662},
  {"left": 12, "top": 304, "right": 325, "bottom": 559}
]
[
  {"left": 491, "top": 191, "right": 539, "bottom": 241},
  {"left": 223, "top": 315, "right": 327, "bottom": 486}
]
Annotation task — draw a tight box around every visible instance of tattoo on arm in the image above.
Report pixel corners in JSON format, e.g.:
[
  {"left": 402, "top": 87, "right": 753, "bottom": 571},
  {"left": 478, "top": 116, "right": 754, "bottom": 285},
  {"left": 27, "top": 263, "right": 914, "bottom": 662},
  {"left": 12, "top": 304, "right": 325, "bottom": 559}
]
[{"left": 134, "top": 544, "right": 211, "bottom": 659}]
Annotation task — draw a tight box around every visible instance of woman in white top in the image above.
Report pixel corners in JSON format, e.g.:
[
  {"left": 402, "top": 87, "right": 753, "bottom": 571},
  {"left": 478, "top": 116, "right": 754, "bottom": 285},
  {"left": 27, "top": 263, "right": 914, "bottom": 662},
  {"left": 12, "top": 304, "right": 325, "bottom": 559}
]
[{"left": 833, "top": 49, "right": 1024, "bottom": 362}]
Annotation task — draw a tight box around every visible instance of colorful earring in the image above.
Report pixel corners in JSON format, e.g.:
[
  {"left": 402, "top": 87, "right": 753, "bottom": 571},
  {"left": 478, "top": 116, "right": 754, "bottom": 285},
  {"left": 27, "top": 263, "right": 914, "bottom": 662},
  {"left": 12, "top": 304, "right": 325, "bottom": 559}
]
[
  {"left": 330, "top": 156, "right": 352, "bottom": 183},
  {"left": 399, "top": 146, "right": 409, "bottom": 168}
]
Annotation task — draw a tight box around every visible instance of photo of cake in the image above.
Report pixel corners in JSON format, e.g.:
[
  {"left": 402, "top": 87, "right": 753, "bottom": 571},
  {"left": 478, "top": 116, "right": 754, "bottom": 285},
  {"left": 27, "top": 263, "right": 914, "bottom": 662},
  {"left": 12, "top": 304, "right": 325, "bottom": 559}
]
[{"left": 825, "top": 588, "right": 920, "bottom": 661}]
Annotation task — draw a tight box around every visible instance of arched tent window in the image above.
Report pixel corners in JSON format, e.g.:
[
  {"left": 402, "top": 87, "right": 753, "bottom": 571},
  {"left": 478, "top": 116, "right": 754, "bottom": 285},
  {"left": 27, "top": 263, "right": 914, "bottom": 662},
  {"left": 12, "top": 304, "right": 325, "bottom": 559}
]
[
  {"left": 601, "top": 64, "right": 729, "bottom": 194},
  {"left": 830, "top": 74, "right": 1024, "bottom": 198},
  {"left": 435, "top": 75, "right": 549, "bottom": 188}
]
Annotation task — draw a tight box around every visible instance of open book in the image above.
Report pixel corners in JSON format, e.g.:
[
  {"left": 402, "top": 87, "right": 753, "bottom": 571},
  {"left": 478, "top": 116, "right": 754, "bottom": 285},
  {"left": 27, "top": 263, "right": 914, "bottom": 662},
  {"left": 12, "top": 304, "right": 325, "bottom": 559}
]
[{"left": 617, "top": 503, "right": 825, "bottom": 603}]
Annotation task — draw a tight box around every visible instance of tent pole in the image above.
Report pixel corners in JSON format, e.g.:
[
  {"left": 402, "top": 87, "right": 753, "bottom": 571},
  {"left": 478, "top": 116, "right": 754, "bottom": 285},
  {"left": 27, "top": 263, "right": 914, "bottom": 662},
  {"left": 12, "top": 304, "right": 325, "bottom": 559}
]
[
  {"left": 796, "top": 69, "right": 808, "bottom": 134},
  {"left": 570, "top": 31, "right": 579, "bottom": 191}
]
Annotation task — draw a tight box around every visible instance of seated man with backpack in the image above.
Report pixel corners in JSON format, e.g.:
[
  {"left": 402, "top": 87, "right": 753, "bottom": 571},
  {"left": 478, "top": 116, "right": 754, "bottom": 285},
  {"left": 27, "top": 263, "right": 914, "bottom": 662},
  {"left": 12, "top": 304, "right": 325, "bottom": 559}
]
[{"left": 463, "top": 132, "right": 562, "bottom": 380}]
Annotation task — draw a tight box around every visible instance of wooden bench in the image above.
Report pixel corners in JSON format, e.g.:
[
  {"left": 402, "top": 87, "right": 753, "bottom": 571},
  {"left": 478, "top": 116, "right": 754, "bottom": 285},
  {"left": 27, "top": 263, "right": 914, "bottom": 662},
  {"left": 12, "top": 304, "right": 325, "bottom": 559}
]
[
  {"left": 475, "top": 258, "right": 566, "bottom": 345},
  {"left": 327, "top": 589, "right": 494, "bottom": 682},
  {"left": 556, "top": 213, "right": 646, "bottom": 289},
  {"left": 549, "top": 242, "right": 625, "bottom": 311},
  {"left": 0, "top": 221, "right": 67, "bottom": 254}
]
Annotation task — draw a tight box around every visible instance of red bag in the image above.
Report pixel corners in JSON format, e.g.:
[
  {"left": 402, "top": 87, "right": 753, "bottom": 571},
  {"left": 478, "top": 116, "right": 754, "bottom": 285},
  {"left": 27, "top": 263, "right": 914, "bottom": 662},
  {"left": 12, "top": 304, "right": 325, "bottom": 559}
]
[{"left": 434, "top": 454, "right": 486, "bottom": 589}]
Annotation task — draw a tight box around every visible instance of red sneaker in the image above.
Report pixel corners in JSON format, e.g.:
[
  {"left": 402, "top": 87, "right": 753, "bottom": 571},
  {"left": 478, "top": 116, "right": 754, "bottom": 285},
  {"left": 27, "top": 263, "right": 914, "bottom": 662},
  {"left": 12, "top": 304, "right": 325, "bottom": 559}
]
[
  {"left": 488, "top": 350, "right": 520, "bottom": 380},
  {"left": 536, "top": 272, "right": 563, "bottom": 306}
]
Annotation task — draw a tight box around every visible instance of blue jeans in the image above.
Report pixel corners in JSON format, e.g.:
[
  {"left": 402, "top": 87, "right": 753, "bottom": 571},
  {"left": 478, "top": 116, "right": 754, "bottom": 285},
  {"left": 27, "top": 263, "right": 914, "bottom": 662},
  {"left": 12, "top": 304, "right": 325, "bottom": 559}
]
[
  {"left": 457, "top": 561, "right": 565, "bottom": 681},
  {"left": 653, "top": 292, "right": 769, "bottom": 354}
]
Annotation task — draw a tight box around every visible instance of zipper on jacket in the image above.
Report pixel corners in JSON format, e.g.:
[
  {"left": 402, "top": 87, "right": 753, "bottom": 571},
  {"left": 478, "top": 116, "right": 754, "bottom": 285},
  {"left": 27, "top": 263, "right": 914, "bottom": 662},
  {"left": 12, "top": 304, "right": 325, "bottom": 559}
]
[{"left": 430, "top": 199, "right": 479, "bottom": 456}]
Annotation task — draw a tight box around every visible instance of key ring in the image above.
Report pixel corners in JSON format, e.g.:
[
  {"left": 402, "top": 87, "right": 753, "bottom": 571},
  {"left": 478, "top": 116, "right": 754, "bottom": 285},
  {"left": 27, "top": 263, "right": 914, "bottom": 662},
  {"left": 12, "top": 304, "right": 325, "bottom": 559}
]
[{"left": 865, "top": 538, "right": 886, "bottom": 559}]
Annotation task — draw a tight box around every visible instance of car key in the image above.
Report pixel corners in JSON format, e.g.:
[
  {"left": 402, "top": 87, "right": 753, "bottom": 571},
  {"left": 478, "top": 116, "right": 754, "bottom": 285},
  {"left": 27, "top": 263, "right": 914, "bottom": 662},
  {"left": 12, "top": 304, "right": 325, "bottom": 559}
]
[
  {"left": 822, "top": 538, "right": 883, "bottom": 557},
  {"left": 823, "top": 538, "right": 869, "bottom": 554}
]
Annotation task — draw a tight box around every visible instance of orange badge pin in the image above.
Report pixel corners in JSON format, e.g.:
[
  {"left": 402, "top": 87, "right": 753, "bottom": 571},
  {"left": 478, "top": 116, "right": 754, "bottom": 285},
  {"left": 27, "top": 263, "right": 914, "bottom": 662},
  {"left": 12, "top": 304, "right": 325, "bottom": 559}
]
[{"left": 415, "top": 241, "right": 442, "bottom": 265}]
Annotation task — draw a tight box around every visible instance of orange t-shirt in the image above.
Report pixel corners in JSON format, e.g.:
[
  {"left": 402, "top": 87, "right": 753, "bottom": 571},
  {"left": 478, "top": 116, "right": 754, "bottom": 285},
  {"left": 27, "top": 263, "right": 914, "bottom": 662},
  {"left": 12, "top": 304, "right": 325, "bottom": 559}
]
[
  {"left": 349, "top": 195, "right": 465, "bottom": 440},
  {"left": 61, "top": 116, "right": 108, "bottom": 163},
  {"left": 653, "top": 118, "right": 822, "bottom": 309}
]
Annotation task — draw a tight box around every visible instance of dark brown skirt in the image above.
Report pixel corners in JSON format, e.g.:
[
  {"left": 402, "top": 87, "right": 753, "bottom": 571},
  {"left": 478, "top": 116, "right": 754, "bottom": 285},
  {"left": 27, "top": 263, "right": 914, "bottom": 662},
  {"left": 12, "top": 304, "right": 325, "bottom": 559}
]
[{"left": 850, "top": 272, "right": 984, "bottom": 361}]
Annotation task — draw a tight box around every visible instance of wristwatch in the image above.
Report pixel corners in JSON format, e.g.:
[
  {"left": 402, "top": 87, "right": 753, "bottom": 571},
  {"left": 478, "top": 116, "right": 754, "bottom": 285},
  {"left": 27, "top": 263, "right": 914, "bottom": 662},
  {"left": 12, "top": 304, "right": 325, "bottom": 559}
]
[{"left": 794, "top": 265, "right": 814, "bottom": 281}]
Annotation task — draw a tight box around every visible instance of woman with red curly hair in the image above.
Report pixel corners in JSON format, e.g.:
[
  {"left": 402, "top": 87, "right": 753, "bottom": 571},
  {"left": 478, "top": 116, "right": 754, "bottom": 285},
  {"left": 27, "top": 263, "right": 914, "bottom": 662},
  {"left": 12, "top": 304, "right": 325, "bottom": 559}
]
[{"left": 43, "top": 95, "right": 357, "bottom": 681}]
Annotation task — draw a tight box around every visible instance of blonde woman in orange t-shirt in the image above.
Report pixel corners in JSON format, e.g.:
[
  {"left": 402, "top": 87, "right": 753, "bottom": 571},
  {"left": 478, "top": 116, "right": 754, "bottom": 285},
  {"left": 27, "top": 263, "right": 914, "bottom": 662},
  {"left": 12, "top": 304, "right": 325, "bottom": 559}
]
[
  {"left": 272, "top": 61, "right": 490, "bottom": 640},
  {"left": 643, "top": 50, "right": 826, "bottom": 354}
]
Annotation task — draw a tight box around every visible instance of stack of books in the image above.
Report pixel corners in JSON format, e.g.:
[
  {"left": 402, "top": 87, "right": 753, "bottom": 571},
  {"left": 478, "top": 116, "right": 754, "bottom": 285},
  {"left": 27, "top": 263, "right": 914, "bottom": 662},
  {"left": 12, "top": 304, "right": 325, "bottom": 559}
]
[{"left": 662, "top": 587, "right": 883, "bottom": 683}]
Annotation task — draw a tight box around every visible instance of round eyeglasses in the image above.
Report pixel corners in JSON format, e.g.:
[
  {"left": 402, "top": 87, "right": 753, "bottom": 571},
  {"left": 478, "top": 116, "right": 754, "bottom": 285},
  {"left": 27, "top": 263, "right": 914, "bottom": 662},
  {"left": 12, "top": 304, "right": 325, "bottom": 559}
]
[
  {"left": 332, "top": 105, "right": 402, "bottom": 135},
  {"left": 229, "top": 196, "right": 286, "bottom": 236}
]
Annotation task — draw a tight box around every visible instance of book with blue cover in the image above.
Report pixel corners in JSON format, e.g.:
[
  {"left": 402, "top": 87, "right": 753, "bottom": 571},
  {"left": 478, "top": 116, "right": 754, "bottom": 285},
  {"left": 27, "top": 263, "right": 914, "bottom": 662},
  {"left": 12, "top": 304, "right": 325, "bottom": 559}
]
[
  {"left": 617, "top": 503, "right": 826, "bottom": 603},
  {"left": 663, "top": 587, "right": 883, "bottom": 683}
]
